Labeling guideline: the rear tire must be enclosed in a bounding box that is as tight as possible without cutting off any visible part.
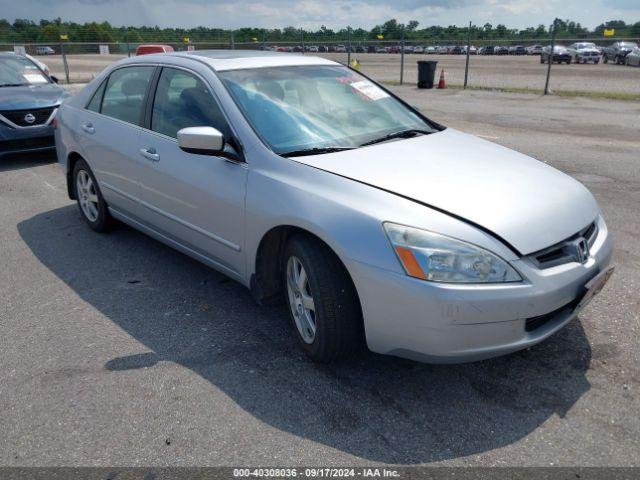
[73,159,113,232]
[282,234,362,362]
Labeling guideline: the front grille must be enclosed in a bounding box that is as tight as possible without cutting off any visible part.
[0,107,55,127]
[0,135,55,153]
[525,294,584,332]
[530,221,599,269]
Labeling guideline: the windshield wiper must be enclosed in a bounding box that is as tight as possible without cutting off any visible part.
[0,83,26,88]
[280,146,355,158]
[360,129,432,147]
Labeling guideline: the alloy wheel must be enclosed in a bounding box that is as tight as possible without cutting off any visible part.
[76,169,99,222]
[286,255,316,344]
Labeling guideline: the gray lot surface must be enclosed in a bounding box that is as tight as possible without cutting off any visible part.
[1,87,639,466]
[41,52,640,94]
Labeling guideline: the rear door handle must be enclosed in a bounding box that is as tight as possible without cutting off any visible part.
[139,147,160,162]
[81,123,94,134]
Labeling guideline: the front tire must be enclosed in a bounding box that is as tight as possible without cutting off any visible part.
[282,234,362,362]
[73,159,113,232]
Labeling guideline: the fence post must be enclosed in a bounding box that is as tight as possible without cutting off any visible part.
[464,20,472,89]
[544,20,557,95]
[60,42,70,84]
[347,27,351,65]
[301,28,304,54]
[230,30,235,50]
[400,24,405,85]
[262,30,266,50]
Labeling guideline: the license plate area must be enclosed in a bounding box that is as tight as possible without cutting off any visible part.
[576,266,615,311]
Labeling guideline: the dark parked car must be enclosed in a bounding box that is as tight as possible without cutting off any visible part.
[541,45,572,64]
[0,52,69,158]
[451,46,463,55]
[603,41,638,65]
[508,45,526,55]
[494,46,509,55]
[479,45,495,55]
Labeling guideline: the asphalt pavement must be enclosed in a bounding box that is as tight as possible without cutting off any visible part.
[0,88,638,466]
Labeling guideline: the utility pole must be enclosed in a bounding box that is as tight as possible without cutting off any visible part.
[464,20,472,89]
[544,19,558,95]
[400,24,405,85]
[347,26,351,65]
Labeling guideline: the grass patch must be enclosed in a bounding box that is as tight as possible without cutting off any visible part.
[382,81,640,101]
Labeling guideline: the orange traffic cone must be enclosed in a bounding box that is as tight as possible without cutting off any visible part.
[437,69,446,89]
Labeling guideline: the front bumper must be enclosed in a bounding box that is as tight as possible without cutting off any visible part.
[0,122,55,158]
[349,216,613,363]
[577,53,600,62]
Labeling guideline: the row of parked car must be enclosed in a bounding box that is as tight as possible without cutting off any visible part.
[540,41,640,65]
[266,41,640,64]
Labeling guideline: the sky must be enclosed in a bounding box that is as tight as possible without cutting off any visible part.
[2,0,639,30]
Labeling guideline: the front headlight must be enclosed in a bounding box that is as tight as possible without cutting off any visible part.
[384,222,522,283]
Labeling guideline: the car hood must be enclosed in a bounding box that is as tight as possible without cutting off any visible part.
[0,83,68,110]
[293,129,599,255]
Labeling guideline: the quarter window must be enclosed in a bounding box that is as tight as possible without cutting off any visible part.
[101,66,154,125]
[86,79,106,113]
[151,67,230,139]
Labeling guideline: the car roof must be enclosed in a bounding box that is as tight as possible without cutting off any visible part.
[139,49,339,71]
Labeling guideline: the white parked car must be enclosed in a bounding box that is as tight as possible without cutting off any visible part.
[308,46,319,53]
[35,46,55,55]
[567,42,600,64]
[526,45,543,55]
[413,46,424,54]
[425,46,437,54]
[626,47,640,66]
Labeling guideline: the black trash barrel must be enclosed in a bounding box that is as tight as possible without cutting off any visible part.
[417,60,438,89]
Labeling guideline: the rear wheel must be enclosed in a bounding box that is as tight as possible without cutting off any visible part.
[603,55,608,64]
[282,234,362,362]
[73,159,113,232]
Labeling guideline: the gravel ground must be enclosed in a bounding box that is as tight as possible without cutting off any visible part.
[0,87,638,467]
[42,52,640,94]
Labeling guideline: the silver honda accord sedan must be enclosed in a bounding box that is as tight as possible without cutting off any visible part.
[55,51,613,363]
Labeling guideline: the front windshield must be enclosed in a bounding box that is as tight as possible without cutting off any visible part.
[0,56,50,87]
[218,65,437,155]
[577,43,596,49]
[620,42,638,49]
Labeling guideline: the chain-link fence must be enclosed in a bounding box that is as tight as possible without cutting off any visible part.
[3,30,639,97]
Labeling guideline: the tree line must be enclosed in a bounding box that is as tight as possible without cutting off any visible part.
[1,17,639,44]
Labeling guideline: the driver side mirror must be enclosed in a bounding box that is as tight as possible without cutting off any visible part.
[50,75,59,83]
[178,126,224,153]
[177,126,243,162]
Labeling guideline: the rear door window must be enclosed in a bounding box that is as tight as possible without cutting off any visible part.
[101,66,154,126]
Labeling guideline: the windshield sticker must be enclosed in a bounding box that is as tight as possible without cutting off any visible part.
[349,80,389,101]
[23,73,47,84]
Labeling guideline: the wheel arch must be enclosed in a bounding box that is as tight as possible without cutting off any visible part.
[250,224,361,311]
[66,151,85,200]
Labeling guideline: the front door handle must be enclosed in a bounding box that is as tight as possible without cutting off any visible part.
[81,123,95,134]
[139,147,160,162]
